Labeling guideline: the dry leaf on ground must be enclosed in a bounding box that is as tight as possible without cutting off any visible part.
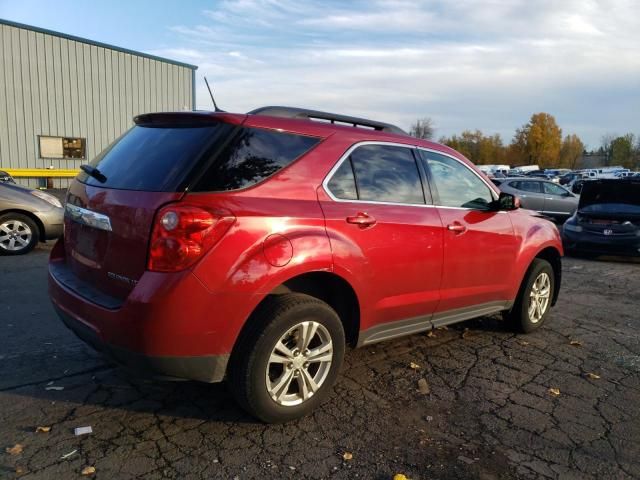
[6,444,24,455]
[393,475,409,480]
[518,340,530,346]
[409,362,421,370]
[417,378,431,395]
[35,426,51,433]
[81,466,96,476]
[569,340,583,347]
[549,388,561,396]
[586,372,601,379]
[342,452,353,461]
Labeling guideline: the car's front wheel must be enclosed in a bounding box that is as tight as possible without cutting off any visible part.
[228,294,345,423]
[0,213,39,255]
[504,258,555,333]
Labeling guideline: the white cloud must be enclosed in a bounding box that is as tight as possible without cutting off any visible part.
[154,0,640,147]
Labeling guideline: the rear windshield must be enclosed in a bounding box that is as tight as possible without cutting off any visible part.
[79,123,319,192]
[79,123,235,191]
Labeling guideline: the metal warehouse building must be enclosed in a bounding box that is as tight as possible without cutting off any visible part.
[0,19,197,188]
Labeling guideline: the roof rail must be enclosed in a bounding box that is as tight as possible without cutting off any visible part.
[248,106,408,136]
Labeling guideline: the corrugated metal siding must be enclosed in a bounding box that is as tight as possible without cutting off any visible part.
[0,22,195,188]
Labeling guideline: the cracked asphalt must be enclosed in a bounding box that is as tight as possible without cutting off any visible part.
[1,244,639,479]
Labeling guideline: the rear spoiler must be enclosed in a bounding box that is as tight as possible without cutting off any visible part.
[134,111,246,126]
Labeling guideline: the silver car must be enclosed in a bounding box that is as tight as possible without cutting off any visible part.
[0,182,64,255]
[494,178,579,222]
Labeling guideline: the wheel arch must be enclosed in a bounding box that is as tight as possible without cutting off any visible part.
[232,270,361,360]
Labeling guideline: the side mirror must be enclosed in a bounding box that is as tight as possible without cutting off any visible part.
[494,192,520,211]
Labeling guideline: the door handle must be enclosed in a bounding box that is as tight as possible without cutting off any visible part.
[545,197,553,200]
[447,223,467,233]
[346,212,376,227]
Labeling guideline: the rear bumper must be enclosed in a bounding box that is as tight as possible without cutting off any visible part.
[48,238,258,382]
[562,229,640,256]
[54,304,229,382]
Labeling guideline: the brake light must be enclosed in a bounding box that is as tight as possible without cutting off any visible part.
[148,204,235,272]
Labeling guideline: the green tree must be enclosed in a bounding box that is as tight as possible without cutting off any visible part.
[560,134,585,169]
[609,134,635,169]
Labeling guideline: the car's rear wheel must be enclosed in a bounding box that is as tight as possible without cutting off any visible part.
[0,213,39,255]
[504,258,554,333]
[228,293,345,423]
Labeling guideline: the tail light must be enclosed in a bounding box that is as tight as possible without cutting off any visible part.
[148,204,235,272]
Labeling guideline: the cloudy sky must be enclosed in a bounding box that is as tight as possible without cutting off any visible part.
[2,0,639,148]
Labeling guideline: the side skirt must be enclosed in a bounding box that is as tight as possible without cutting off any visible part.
[357,300,513,347]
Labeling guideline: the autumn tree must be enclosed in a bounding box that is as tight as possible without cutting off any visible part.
[511,113,562,168]
[505,127,528,166]
[560,134,585,169]
[409,118,435,140]
[439,130,505,165]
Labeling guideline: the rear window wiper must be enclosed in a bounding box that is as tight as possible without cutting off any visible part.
[80,164,107,183]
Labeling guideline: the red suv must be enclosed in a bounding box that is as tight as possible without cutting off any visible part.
[49,107,562,422]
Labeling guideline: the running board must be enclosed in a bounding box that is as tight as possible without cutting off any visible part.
[357,300,512,347]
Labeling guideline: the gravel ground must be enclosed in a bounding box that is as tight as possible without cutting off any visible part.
[0,244,638,479]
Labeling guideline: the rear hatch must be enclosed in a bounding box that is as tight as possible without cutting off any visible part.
[577,179,640,234]
[61,113,242,304]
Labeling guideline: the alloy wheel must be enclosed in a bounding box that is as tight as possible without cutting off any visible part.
[0,220,32,252]
[528,272,551,323]
[265,321,333,406]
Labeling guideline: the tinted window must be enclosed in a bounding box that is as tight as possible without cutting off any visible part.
[543,182,569,196]
[349,145,424,204]
[80,124,234,191]
[327,158,358,200]
[196,127,319,191]
[420,150,494,209]
[513,181,542,193]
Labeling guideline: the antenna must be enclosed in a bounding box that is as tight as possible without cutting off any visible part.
[204,76,223,112]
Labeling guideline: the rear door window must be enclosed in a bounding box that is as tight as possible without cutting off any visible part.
[348,144,425,204]
[195,127,320,191]
[79,123,235,191]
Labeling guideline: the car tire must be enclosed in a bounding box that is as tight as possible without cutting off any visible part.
[504,258,555,333]
[228,293,345,423]
[0,213,39,255]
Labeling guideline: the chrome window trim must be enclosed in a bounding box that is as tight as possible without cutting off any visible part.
[322,141,427,207]
[65,204,113,232]
[322,141,501,211]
